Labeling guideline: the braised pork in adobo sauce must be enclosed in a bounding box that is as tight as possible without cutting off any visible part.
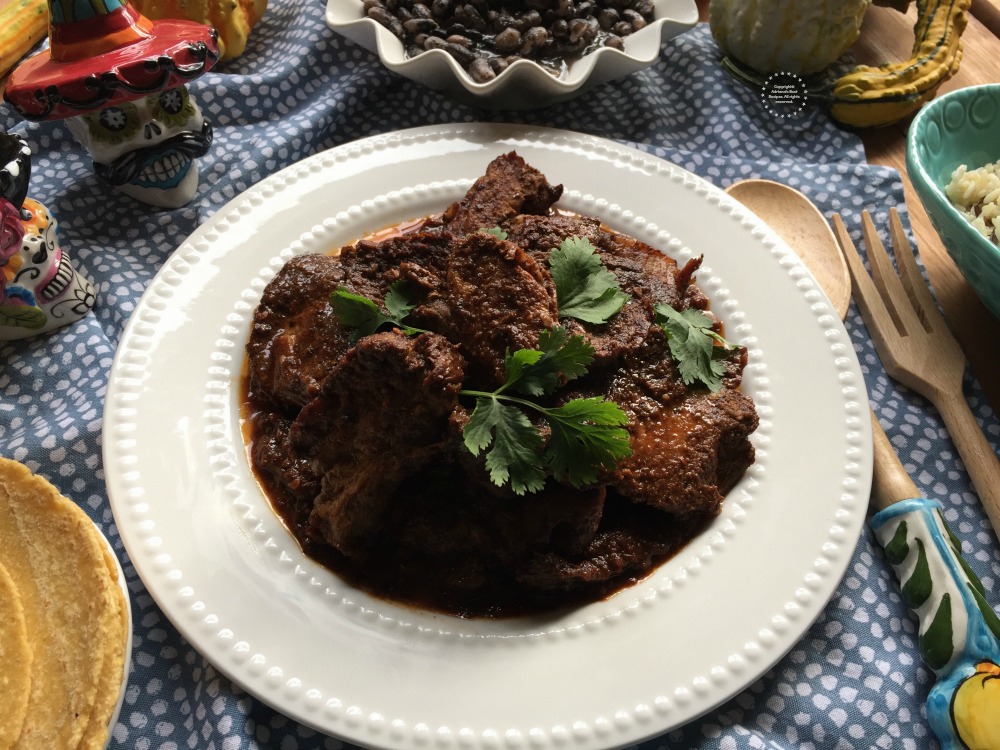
[244,153,758,617]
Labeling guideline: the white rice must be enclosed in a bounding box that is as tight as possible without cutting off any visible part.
[945,160,1000,246]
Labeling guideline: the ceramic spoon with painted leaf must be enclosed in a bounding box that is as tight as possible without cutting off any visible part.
[725,179,1000,750]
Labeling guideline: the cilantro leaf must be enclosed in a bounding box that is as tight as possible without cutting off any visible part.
[384,282,416,321]
[480,227,508,240]
[460,326,630,494]
[502,347,545,395]
[549,236,629,324]
[330,281,429,340]
[329,287,395,339]
[543,397,631,487]
[464,397,546,495]
[506,326,594,397]
[654,303,735,392]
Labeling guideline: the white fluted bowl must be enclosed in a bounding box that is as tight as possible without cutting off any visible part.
[326,0,698,109]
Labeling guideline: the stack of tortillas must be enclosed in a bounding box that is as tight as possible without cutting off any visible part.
[0,457,129,749]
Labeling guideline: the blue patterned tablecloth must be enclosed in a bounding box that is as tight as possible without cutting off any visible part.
[2,2,999,748]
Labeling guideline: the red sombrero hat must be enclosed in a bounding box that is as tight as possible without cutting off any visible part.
[4,0,219,121]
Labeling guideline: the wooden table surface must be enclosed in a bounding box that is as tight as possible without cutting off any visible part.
[5,1,1000,418]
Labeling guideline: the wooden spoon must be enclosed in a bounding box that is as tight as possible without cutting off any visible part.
[726,179,912,503]
[727,179,1000,748]
[726,178,949,506]
[724,179,948,508]
[725,179,851,319]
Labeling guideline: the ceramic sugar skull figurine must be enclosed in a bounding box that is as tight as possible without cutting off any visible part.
[0,197,96,340]
[65,85,213,208]
[0,131,96,340]
[3,0,219,209]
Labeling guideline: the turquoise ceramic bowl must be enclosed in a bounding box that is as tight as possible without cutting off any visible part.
[907,84,1000,320]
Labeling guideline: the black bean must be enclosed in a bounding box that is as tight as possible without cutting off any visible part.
[556,0,575,18]
[518,11,542,30]
[424,36,477,65]
[455,3,486,31]
[632,0,654,15]
[495,12,516,29]
[519,26,548,55]
[493,27,521,53]
[368,6,405,37]
[568,17,597,43]
[621,9,646,30]
[597,8,619,30]
[468,57,496,82]
[404,16,437,33]
[444,42,477,66]
[411,2,432,18]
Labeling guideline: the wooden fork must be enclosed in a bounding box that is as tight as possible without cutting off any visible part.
[832,208,1000,538]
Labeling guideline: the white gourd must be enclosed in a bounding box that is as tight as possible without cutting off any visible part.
[709,0,872,75]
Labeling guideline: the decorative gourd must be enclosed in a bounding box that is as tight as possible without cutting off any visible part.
[129,0,268,60]
[709,0,873,75]
[829,0,971,127]
[0,0,47,77]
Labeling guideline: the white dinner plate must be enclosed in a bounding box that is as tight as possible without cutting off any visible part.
[104,123,872,750]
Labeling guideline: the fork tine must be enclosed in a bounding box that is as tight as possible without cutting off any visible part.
[860,212,906,336]
[831,213,902,344]
[888,208,948,336]
[860,211,928,339]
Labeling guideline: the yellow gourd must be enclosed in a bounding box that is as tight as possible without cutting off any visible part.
[130,0,269,61]
[0,0,47,77]
[829,0,971,127]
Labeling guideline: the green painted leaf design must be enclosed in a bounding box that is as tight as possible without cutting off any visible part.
[0,304,46,329]
[936,512,999,638]
[942,513,963,554]
[901,538,932,608]
[920,593,954,671]
[943,518,990,600]
[967,582,1000,641]
[884,521,910,566]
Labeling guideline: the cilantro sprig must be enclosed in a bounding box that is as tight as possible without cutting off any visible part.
[655,303,736,392]
[549,236,629,324]
[480,227,508,240]
[460,327,631,495]
[330,280,430,340]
